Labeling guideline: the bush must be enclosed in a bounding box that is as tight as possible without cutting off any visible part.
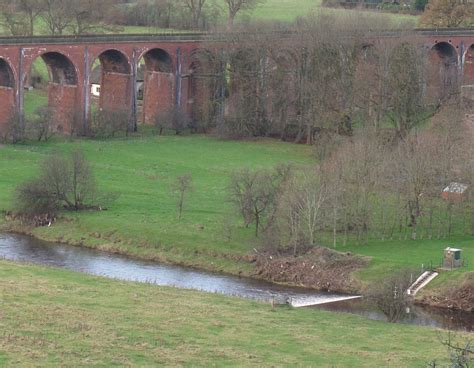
[153,106,189,135]
[368,268,415,322]
[1,113,25,144]
[92,108,130,138]
[27,106,55,142]
[15,150,97,219]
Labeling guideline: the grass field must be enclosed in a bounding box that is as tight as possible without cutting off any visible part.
[0,134,472,286]
[0,135,313,274]
[0,0,419,37]
[0,259,470,366]
[248,0,418,25]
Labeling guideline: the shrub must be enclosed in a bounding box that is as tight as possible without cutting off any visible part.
[15,150,97,219]
[92,108,130,138]
[153,106,189,135]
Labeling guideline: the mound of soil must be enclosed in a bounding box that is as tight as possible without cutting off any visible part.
[252,247,369,293]
[418,274,474,312]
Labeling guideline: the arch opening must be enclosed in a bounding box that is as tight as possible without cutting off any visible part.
[41,52,78,85]
[187,49,219,132]
[428,42,459,98]
[0,59,15,88]
[140,48,175,126]
[98,49,131,74]
[464,44,474,85]
[143,48,173,73]
[431,42,457,66]
[23,52,79,134]
[89,49,132,132]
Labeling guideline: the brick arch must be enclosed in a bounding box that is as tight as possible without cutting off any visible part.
[464,44,474,85]
[92,49,132,116]
[26,51,80,133]
[41,52,78,85]
[428,42,459,96]
[0,58,15,88]
[187,48,219,131]
[141,48,174,73]
[0,58,16,132]
[97,49,131,74]
[140,48,175,125]
[430,42,458,66]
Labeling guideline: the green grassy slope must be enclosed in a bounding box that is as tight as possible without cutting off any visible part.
[0,0,419,37]
[248,0,418,25]
[0,260,470,366]
[1,135,472,284]
[0,135,312,273]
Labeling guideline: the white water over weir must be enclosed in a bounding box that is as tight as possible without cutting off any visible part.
[290,295,362,308]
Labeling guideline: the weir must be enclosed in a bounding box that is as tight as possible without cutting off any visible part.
[290,295,362,308]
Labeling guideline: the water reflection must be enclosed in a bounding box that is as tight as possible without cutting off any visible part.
[0,233,471,331]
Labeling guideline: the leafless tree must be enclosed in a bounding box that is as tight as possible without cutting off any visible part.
[15,150,96,216]
[276,169,329,254]
[182,0,206,29]
[172,173,194,220]
[28,106,55,142]
[41,0,72,35]
[223,0,264,31]
[92,108,130,138]
[229,164,291,237]
[153,106,190,135]
[420,0,474,28]
[368,268,414,323]
[1,113,25,144]
[428,332,473,367]
[0,0,43,36]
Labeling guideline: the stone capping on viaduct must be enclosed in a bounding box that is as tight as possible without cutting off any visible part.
[0,33,210,45]
[0,28,473,45]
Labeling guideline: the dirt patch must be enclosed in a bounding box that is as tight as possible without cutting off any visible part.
[252,247,369,293]
[417,273,474,312]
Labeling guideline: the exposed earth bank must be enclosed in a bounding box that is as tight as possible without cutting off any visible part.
[418,273,474,313]
[251,247,368,294]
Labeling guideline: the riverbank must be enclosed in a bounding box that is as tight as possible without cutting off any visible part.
[0,259,471,366]
[1,135,473,311]
[4,222,474,315]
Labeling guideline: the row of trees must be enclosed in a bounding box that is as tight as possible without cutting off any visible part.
[189,18,452,143]
[229,111,473,253]
[0,0,264,35]
[0,0,122,36]
[117,0,263,31]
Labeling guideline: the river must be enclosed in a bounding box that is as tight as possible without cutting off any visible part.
[0,233,472,331]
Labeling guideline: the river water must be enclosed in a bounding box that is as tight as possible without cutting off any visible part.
[0,233,472,331]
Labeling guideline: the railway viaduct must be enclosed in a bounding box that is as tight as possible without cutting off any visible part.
[0,29,473,134]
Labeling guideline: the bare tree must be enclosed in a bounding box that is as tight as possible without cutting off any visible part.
[0,0,43,36]
[428,332,473,367]
[41,0,72,35]
[182,0,206,29]
[229,164,290,237]
[1,113,25,144]
[368,268,414,323]
[28,106,55,142]
[153,106,189,135]
[277,170,328,254]
[420,0,474,28]
[92,108,130,138]
[16,150,96,215]
[223,0,264,31]
[172,173,194,220]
